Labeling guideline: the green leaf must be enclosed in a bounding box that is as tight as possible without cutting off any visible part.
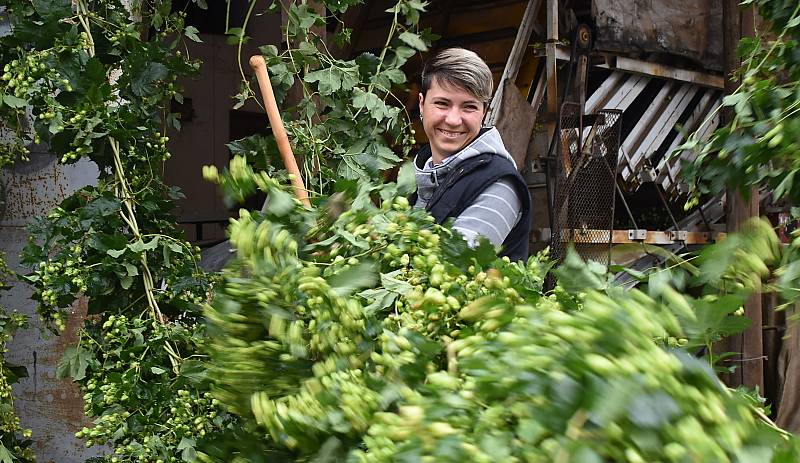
[328,260,379,296]
[352,88,381,110]
[627,392,681,428]
[226,27,249,45]
[184,26,202,43]
[313,437,342,463]
[89,232,128,253]
[398,31,428,51]
[0,444,14,463]
[736,446,774,463]
[339,65,360,91]
[553,247,607,293]
[396,161,416,195]
[305,68,341,95]
[33,0,73,19]
[48,112,64,134]
[266,189,296,216]
[57,345,94,381]
[773,169,795,199]
[382,68,406,84]
[123,262,139,277]
[3,94,27,108]
[179,437,197,462]
[107,248,126,258]
[151,366,166,375]
[84,196,121,218]
[129,237,160,253]
[131,62,169,97]
[180,359,209,386]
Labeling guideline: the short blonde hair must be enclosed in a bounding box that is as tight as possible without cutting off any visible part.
[421,48,493,104]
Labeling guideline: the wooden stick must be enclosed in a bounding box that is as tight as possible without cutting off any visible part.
[248,55,311,207]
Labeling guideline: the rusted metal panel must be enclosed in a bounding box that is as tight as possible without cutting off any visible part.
[1,146,102,462]
[0,150,99,227]
[592,0,723,72]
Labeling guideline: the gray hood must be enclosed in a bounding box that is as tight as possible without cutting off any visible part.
[413,127,516,209]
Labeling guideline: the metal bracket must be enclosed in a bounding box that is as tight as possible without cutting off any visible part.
[669,230,688,241]
[628,229,647,241]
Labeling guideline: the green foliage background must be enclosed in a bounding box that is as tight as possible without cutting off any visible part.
[0,0,800,462]
[679,0,800,207]
[229,0,432,196]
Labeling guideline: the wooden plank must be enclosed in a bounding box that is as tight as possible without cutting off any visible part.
[529,66,547,113]
[603,74,651,111]
[655,90,717,183]
[544,228,724,244]
[615,81,674,174]
[594,74,648,169]
[602,56,724,89]
[662,108,720,194]
[534,44,723,88]
[486,0,543,125]
[621,84,700,179]
[544,0,558,141]
[585,71,625,114]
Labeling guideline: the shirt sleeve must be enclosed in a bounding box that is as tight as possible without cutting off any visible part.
[452,177,522,248]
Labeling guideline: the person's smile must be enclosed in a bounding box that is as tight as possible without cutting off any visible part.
[419,77,486,164]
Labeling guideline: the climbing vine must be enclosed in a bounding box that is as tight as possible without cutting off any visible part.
[0,0,227,460]
[1,0,433,459]
[679,0,800,206]
[231,0,433,196]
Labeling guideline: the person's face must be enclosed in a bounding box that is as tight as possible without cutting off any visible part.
[418,78,486,163]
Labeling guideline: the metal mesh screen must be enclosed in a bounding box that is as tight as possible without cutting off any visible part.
[550,103,622,266]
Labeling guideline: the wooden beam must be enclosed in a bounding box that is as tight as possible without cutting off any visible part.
[602,55,724,90]
[722,0,763,392]
[541,228,725,244]
[485,0,543,126]
[544,0,558,131]
[535,45,725,89]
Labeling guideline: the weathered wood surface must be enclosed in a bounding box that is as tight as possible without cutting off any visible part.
[776,310,800,432]
[494,80,537,171]
[592,0,723,71]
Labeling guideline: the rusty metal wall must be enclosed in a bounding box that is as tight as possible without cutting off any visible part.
[0,146,105,462]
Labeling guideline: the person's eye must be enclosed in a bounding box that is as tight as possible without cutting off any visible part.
[434,101,448,108]
[464,105,479,112]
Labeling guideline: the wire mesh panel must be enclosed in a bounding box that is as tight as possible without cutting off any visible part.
[550,102,622,267]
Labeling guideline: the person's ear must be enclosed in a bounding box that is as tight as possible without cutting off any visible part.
[418,93,425,117]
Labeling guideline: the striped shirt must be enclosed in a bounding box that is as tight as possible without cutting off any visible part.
[412,127,522,248]
[452,178,522,247]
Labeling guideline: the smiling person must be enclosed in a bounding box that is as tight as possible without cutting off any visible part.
[410,47,532,261]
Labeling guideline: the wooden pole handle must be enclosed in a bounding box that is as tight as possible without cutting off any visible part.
[248,55,311,207]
